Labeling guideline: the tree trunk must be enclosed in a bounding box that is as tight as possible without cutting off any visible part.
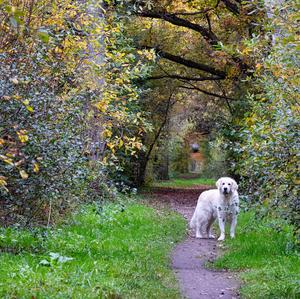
[135,93,174,186]
[85,0,107,161]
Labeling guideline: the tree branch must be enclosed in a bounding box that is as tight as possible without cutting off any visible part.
[215,81,234,114]
[221,0,240,15]
[170,10,213,16]
[137,11,219,46]
[140,46,226,78]
[178,85,237,101]
[205,14,212,33]
[145,74,224,81]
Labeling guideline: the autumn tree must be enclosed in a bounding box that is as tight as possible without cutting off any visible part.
[0,0,152,224]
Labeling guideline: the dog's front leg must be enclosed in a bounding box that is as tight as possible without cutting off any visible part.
[230,208,239,238]
[230,214,237,238]
[217,208,226,241]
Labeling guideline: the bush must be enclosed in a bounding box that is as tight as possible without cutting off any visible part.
[0,1,153,224]
[227,1,299,241]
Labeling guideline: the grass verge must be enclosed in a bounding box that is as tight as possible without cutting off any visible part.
[0,201,186,298]
[153,177,215,188]
[213,212,300,299]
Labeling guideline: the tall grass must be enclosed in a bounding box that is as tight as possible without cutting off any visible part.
[214,212,300,299]
[0,202,186,298]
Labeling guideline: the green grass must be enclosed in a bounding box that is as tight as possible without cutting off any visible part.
[0,202,186,298]
[213,212,300,299]
[153,177,215,188]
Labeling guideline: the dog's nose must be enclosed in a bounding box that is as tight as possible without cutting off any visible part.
[224,187,228,191]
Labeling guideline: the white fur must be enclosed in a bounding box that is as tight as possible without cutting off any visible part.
[190,177,239,241]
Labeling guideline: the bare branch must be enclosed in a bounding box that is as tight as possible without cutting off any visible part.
[178,85,237,101]
[145,74,224,81]
[215,81,234,114]
[137,11,219,46]
[205,14,212,33]
[140,46,226,78]
[221,0,240,15]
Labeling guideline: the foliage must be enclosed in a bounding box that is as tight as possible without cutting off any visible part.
[0,201,186,298]
[0,0,153,223]
[228,1,300,239]
[199,138,227,179]
[0,0,98,224]
[169,140,190,176]
[99,7,154,164]
[120,0,264,183]
[213,211,300,299]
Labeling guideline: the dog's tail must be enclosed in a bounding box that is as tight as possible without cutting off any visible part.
[189,212,196,229]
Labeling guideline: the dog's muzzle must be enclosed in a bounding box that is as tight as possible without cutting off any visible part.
[223,188,229,195]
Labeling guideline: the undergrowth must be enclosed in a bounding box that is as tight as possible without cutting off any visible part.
[0,200,186,298]
[213,212,300,299]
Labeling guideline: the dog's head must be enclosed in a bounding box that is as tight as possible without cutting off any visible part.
[216,177,238,195]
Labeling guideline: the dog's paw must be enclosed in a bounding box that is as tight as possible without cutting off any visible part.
[218,235,225,241]
[208,234,215,239]
[230,233,235,239]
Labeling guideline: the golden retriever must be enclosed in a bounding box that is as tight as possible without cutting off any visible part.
[190,177,239,241]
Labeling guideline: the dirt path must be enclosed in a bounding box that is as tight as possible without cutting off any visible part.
[148,187,240,299]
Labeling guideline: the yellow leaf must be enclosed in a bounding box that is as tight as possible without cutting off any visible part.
[33,162,39,173]
[256,63,262,71]
[19,170,29,179]
[26,106,34,113]
[94,101,108,112]
[0,138,5,146]
[0,154,14,165]
[0,176,9,192]
[107,142,115,149]
[103,129,112,138]
[17,130,29,143]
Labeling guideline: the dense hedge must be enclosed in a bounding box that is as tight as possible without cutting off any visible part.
[0,1,152,225]
[230,1,299,241]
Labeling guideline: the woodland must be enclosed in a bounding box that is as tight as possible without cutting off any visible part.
[0,0,299,297]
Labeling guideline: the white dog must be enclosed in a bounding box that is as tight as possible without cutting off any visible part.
[190,177,239,241]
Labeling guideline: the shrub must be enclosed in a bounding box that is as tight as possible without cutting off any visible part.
[228,1,299,241]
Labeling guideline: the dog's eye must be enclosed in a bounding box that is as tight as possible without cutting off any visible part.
[222,182,225,185]
[228,183,231,185]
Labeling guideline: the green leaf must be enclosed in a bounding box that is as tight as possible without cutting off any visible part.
[37,30,50,43]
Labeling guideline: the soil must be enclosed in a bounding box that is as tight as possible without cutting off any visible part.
[147,187,240,299]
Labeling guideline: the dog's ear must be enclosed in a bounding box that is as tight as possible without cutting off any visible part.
[216,178,222,189]
[231,179,238,191]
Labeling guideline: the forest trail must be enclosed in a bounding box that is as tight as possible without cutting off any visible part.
[149,187,240,299]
